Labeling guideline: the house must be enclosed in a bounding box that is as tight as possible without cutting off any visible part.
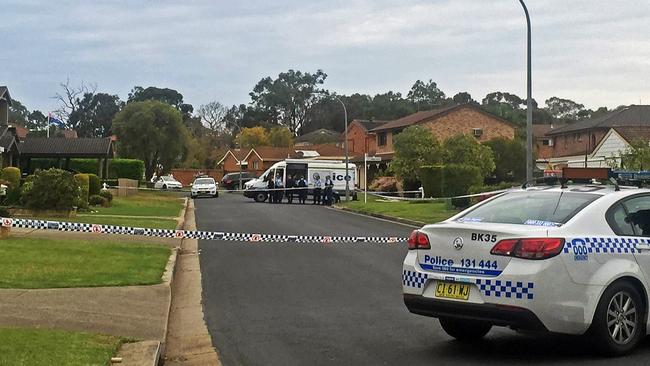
[294,129,342,147]
[19,137,115,177]
[243,146,295,177]
[346,119,390,155]
[539,105,650,168]
[216,149,249,175]
[0,86,20,167]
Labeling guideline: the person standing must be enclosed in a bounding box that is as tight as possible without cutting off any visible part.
[266,176,275,204]
[312,174,322,205]
[297,176,307,204]
[323,175,334,205]
[275,174,284,203]
[286,175,295,204]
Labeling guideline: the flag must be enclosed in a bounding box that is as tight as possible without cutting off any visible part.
[48,112,66,128]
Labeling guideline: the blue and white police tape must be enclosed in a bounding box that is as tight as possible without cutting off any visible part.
[364,188,512,201]
[0,217,405,244]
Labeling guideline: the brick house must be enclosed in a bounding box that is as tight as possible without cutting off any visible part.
[243,146,295,177]
[538,105,650,168]
[217,149,249,174]
[346,119,389,155]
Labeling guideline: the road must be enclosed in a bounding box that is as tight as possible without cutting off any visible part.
[195,193,650,366]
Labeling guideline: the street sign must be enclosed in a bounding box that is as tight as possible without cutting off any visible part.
[366,156,381,162]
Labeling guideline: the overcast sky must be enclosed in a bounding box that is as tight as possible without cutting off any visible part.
[2,0,649,115]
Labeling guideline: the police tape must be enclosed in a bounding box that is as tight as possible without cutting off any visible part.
[0,217,406,244]
[365,188,512,201]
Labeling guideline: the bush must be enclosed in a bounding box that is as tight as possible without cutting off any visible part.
[21,169,81,210]
[99,190,113,203]
[88,174,101,195]
[69,159,99,174]
[419,166,444,198]
[109,159,145,180]
[89,194,106,206]
[74,174,90,208]
[0,206,11,217]
[368,176,400,193]
[442,164,482,208]
[1,167,22,205]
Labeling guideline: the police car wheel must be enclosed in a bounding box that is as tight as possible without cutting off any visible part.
[439,318,492,341]
[589,281,645,356]
[254,193,267,202]
[214,192,219,198]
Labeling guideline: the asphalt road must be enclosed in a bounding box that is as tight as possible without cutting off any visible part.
[195,193,650,366]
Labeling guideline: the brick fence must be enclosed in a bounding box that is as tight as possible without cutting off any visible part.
[170,169,224,186]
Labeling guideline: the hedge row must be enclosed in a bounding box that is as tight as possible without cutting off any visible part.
[419,164,482,208]
[29,158,144,180]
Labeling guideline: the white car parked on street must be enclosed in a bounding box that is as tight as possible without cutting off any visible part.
[154,175,182,190]
[403,183,650,356]
[190,177,219,198]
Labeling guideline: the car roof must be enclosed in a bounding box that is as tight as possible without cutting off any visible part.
[516,184,649,196]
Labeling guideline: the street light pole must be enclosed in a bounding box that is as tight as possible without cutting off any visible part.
[519,0,533,182]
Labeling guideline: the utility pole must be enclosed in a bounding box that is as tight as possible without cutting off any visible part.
[519,0,534,182]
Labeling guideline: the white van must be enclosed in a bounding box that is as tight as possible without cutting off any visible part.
[243,159,357,202]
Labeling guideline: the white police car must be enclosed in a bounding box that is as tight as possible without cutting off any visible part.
[403,184,650,356]
[190,177,218,199]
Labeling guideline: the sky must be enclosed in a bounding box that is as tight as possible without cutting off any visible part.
[2,0,649,115]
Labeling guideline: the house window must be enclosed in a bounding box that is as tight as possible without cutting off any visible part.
[253,161,259,170]
[378,132,387,146]
[574,133,582,142]
[472,128,483,138]
[542,138,554,147]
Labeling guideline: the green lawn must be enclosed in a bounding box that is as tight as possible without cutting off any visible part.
[340,194,458,224]
[72,215,178,230]
[0,328,121,366]
[90,191,184,218]
[0,237,170,289]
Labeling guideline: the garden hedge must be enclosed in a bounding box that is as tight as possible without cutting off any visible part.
[74,173,90,208]
[419,165,444,198]
[2,167,22,205]
[21,169,80,210]
[442,164,482,208]
[108,159,144,180]
[88,174,101,195]
[28,158,145,181]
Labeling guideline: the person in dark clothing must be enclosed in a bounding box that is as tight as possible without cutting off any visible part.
[266,176,275,203]
[323,175,334,205]
[286,175,295,204]
[312,174,322,205]
[274,174,284,203]
[297,176,308,204]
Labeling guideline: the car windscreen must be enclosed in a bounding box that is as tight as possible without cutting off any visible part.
[194,178,214,185]
[457,191,601,226]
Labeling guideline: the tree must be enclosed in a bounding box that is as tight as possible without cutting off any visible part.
[68,92,122,137]
[485,138,526,182]
[481,91,529,126]
[236,127,269,148]
[620,140,650,171]
[370,91,414,120]
[53,78,96,120]
[198,101,228,133]
[441,134,495,178]
[26,110,47,130]
[249,69,327,134]
[112,100,188,180]
[544,97,585,121]
[391,126,441,188]
[452,92,477,105]
[128,86,184,108]
[8,99,29,125]
[407,79,446,110]
[267,126,294,147]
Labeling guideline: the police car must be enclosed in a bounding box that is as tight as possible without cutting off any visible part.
[403,182,650,356]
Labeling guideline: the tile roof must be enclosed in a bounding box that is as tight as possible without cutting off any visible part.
[350,119,391,132]
[249,146,295,161]
[370,105,460,132]
[613,127,650,144]
[295,129,341,143]
[0,86,11,105]
[19,137,113,157]
[548,105,650,135]
[294,143,346,157]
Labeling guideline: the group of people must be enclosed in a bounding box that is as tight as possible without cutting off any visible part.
[267,174,337,205]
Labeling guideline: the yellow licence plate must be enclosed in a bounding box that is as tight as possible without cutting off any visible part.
[435,282,470,301]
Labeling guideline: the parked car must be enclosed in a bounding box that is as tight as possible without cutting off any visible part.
[191,177,219,198]
[221,172,256,190]
[154,175,182,190]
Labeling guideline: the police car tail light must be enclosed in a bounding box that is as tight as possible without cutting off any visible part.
[407,230,430,250]
[490,238,564,260]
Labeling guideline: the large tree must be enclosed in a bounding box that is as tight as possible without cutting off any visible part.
[7,99,29,125]
[452,92,477,105]
[484,138,526,182]
[544,97,585,121]
[620,139,650,170]
[249,69,327,134]
[68,92,122,137]
[198,101,228,133]
[236,126,269,148]
[392,126,441,187]
[267,126,294,147]
[407,79,446,110]
[53,79,97,120]
[112,100,188,179]
[128,86,184,108]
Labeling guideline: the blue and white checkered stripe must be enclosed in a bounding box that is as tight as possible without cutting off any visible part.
[563,237,645,255]
[1,217,405,244]
[403,270,428,288]
[475,279,534,300]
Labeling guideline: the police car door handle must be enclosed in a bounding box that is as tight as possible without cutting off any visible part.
[635,243,650,251]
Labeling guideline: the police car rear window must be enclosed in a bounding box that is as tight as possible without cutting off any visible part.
[457,191,600,226]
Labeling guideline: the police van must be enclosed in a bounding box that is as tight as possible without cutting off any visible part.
[244,159,356,202]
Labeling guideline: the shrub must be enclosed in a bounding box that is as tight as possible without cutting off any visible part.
[88,174,101,195]
[89,194,106,206]
[74,174,90,208]
[419,166,444,198]
[368,176,400,193]
[0,206,11,217]
[21,169,81,210]
[1,167,22,205]
[99,190,113,203]
[109,159,145,180]
[69,159,99,174]
[442,164,482,208]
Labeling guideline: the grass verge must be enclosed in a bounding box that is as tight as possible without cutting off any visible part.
[0,237,170,289]
[339,194,458,224]
[90,191,184,217]
[71,215,178,230]
[0,328,121,366]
